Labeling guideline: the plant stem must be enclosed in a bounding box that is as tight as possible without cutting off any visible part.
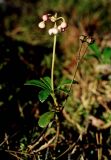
[50,13,59,108]
[68,42,83,93]
[51,34,57,92]
[62,42,88,109]
[54,114,60,150]
[51,34,58,107]
[68,42,88,94]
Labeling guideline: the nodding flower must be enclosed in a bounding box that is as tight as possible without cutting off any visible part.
[58,21,67,32]
[38,21,45,29]
[42,14,49,21]
[48,27,59,35]
[38,13,67,35]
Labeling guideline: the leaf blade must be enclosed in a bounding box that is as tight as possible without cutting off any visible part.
[25,79,49,90]
[102,47,111,64]
[38,111,54,128]
[40,76,51,90]
[89,43,101,57]
[38,89,51,103]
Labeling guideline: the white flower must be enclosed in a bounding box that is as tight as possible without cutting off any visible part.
[38,13,67,34]
[48,27,58,35]
[52,28,58,34]
[38,21,45,29]
[48,28,53,35]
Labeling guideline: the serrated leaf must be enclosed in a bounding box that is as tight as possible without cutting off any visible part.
[38,89,50,103]
[40,76,51,90]
[38,111,54,128]
[25,79,48,90]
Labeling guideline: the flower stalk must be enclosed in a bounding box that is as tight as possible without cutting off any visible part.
[51,32,57,91]
[50,14,58,107]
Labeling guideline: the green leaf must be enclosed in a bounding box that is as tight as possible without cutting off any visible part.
[102,47,111,63]
[85,53,99,60]
[38,89,51,103]
[25,79,48,90]
[40,76,51,90]
[38,111,54,128]
[89,43,101,57]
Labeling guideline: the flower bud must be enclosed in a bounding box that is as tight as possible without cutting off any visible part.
[86,37,95,44]
[60,22,67,29]
[38,21,45,29]
[79,35,87,43]
[42,14,48,21]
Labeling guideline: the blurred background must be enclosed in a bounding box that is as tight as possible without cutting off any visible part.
[0,0,111,159]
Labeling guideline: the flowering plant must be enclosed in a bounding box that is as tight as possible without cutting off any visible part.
[24,12,94,158]
[25,13,70,128]
[25,13,94,128]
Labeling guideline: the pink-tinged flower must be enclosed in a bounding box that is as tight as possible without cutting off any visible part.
[57,22,67,32]
[42,14,48,21]
[60,22,67,29]
[61,28,65,32]
[38,13,67,34]
[38,21,45,28]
